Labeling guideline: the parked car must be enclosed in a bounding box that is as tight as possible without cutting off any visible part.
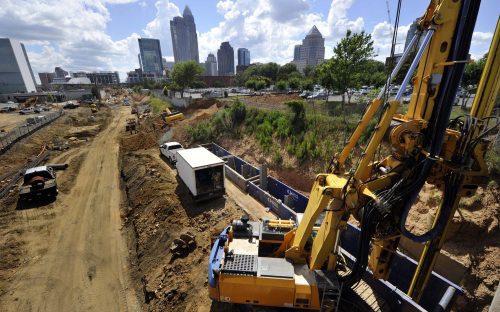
[63,101,79,109]
[19,107,35,115]
[299,91,311,98]
[0,106,16,113]
[160,142,184,164]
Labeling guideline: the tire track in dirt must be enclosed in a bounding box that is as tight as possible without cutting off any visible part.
[0,106,141,312]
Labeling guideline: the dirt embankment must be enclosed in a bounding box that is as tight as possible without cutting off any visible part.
[407,183,499,311]
[119,120,247,311]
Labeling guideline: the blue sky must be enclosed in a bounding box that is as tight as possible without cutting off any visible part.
[0,0,497,81]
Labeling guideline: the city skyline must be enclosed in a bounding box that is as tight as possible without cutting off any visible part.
[0,0,497,82]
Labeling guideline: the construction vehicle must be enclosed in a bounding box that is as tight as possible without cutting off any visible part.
[176,147,225,201]
[90,103,98,113]
[21,97,38,108]
[208,0,499,310]
[19,164,68,201]
[125,118,137,133]
[162,107,184,124]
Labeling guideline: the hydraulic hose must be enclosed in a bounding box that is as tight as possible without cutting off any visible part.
[398,0,481,243]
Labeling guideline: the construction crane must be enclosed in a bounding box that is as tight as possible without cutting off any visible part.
[386,0,391,25]
[208,0,498,310]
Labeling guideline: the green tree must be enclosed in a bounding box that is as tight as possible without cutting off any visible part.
[245,79,257,90]
[333,30,374,104]
[316,60,335,101]
[277,63,300,81]
[301,78,315,91]
[255,80,266,91]
[288,77,301,90]
[359,59,387,87]
[460,55,486,109]
[276,80,288,92]
[171,61,204,98]
[303,65,315,78]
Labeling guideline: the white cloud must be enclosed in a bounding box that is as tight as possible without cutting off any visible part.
[143,0,181,57]
[0,0,142,81]
[371,21,410,61]
[197,0,364,65]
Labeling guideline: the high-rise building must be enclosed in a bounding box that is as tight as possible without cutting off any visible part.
[404,19,419,52]
[293,45,302,61]
[237,48,250,66]
[292,26,325,72]
[217,42,234,76]
[39,72,55,89]
[204,53,218,76]
[0,38,37,94]
[54,66,69,79]
[138,38,164,75]
[170,6,200,63]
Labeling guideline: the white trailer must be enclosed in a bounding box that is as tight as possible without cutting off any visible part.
[176,147,225,201]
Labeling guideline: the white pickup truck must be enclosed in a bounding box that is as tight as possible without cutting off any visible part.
[160,142,184,164]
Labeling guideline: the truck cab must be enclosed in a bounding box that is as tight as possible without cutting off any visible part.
[160,142,184,164]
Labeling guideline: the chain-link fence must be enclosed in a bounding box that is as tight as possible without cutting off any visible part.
[0,110,64,155]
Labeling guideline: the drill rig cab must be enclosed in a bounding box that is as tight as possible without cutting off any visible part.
[209,0,498,310]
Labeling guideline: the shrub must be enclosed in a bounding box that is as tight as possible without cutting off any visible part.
[286,100,307,133]
[272,149,283,165]
[227,99,247,126]
[276,80,288,91]
[255,120,274,152]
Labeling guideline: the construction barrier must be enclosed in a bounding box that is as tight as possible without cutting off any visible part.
[0,110,64,155]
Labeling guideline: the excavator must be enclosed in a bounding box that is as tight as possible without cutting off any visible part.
[208,0,499,310]
[162,107,184,124]
[22,96,38,108]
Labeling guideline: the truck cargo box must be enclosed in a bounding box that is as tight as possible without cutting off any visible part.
[176,147,225,201]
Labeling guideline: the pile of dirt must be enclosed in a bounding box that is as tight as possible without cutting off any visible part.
[120,151,246,311]
[183,98,222,114]
[120,116,164,151]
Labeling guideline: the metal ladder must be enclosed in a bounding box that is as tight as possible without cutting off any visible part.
[316,270,343,312]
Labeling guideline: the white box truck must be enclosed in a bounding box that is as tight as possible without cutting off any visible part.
[176,147,225,201]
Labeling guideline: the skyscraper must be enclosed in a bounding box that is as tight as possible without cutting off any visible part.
[293,45,302,61]
[170,6,200,63]
[0,38,37,93]
[54,66,69,79]
[292,26,325,72]
[237,48,250,66]
[138,38,164,75]
[205,53,218,76]
[217,42,234,76]
[38,72,55,89]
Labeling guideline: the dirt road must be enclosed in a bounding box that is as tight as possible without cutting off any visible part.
[1,107,140,312]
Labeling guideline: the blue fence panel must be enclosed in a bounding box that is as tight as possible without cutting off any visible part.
[267,177,309,212]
